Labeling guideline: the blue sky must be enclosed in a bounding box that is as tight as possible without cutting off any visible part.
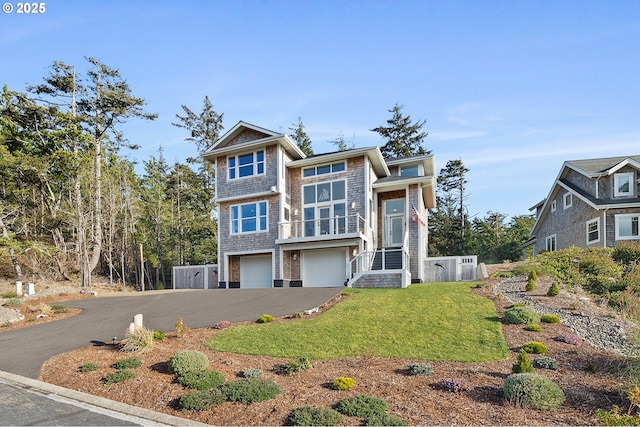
[2,0,639,220]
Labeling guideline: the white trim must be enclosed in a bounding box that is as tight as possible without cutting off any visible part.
[586,217,600,245]
[551,200,557,212]
[302,160,347,179]
[615,213,640,241]
[217,190,279,203]
[563,192,572,209]
[614,172,635,197]
[230,200,268,235]
[227,149,265,181]
[545,234,557,252]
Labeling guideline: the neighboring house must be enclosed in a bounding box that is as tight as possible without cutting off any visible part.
[526,155,640,255]
[202,121,436,289]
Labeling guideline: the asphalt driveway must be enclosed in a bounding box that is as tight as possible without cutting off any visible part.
[0,287,341,379]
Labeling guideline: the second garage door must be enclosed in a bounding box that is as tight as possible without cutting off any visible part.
[240,255,272,288]
[302,249,347,287]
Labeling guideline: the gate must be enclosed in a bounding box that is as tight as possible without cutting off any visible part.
[171,264,218,289]
[424,256,477,282]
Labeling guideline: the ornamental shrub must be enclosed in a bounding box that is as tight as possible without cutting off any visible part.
[221,378,281,404]
[547,282,560,296]
[528,270,539,282]
[3,298,23,307]
[336,394,388,418]
[111,357,142,370]
[104,369,136,384]
[522,341,548,354]
[556,332,582,346]
[238,368,263,378]
[175,317,190,335]
[533,357,559,370]
[365,413,408,426]
[79,362,99,373]
[525,324,542,332]
[503,306,539,325]
[213,320,232,330]
[408,363,432,376]
[287,406,344,426]
[526,278,537,292]
[257,313,274,323]
[178,388,226,411]
[168,350,209,377]
[178,369,225,390]
[285,356,313,375]
[613,241,640,265]
[332,377,356,391]
[51,304,68,314]
[121,326,155,353]
[435,378,466,392]
[512,349,534,374]
[153,331,165,340]
[596,406,640,426]
[504,373,565,410]
[541,314,561,323]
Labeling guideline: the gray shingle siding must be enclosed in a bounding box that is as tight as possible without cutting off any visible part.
[216,145,279,199]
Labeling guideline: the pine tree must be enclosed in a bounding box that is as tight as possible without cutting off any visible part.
[512,349,534,373]
[289,117,313,156]
[371,103,429,158]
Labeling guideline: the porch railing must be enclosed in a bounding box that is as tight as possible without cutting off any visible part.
[278,214,369,240]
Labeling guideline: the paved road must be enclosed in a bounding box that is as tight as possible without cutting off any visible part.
[0,287,341,378]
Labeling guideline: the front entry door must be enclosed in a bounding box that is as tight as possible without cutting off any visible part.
[383,199,405,247]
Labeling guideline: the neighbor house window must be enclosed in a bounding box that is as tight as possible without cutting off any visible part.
[615,214,640,240]
[586,218,600,244]
[563,193,572,209]
[551,200,557,212]
[302,161,346,178]
[230,201,268,234]
[614,172,634,197]
[545,235,556,252]
[400,164,420,176]
[302,180,346,236]
[228,150,265,180]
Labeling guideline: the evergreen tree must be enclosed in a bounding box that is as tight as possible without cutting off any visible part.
[371,103,429,158]
[289,117,313,156]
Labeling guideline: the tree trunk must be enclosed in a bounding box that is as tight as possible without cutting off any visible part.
[0,216,22,278]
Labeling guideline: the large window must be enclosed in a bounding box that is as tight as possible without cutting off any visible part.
[614,173,634,197]
[231,201,268,234]
[302,180,346,236]
[400,164,419,176]
[545,235,556,252]
[616,214,640,240]
[586,218,600,244]
[302,162,345,178]
[228,150,265,180]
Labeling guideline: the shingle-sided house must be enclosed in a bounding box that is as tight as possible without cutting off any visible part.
[526,155,640,255]
[202,121,436,288]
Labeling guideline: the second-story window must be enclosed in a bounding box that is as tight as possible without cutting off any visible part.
[231,201,268,234]
[228,150,265,180]
[303,161,346,178]
[614,172,634,197]
[400,165,419,176]
[302,180,346,236]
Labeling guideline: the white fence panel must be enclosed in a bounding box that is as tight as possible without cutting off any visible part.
[424,256,477,282]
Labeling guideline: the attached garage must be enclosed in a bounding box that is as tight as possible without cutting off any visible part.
[302,249,347,287]
[240,255,272,288]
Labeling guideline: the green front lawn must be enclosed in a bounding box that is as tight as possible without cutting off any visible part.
[206,282,510,362]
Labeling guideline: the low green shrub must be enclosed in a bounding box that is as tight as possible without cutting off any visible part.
[3,298,23,307]
[178,388,226,411]
[178,369,225,390]
[522,341,548,354]
[221,378,281,404]
[408,363,432,376]
[285,356,313,375]
[365,413,408,426]
[503,306,539,325]
[526,278,537,292]
[595,407,640,426]
[528,270,539,282]
[238,368,263,378]
[257,313,274,323]
[287,406,344,426]
[121,326,155,353]
[1,292,18,299]
[336,394,387,418]
[512,349,534,374]
[112,357,142,370]
[153,331,165,340]
[503,373,565,410]
[533,357,559,370]
[541,314,561,323]
[104,369,136,384]
[79,362,99,373]
[547,282,560,296]
[525,324,542,332]
[168,350,210,377]
[613,241,640,265]
[332,377,356,391]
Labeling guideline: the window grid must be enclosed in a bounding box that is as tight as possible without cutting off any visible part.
[228,150,265,180]
[230,201,268,234]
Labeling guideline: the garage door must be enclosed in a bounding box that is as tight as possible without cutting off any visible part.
[240,255,272,288]
[302,249,347,287]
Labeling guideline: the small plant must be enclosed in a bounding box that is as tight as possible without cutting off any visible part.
[1,291,18,298]
[153,331,165,340]
[111,357,142,370]
[168,350,210,377]
[178,369,225,390]
[3,298,23,307]
[556,332,582,346]
[336,394,388,418]
[595,406,640,426]
[365,413,409,426]
[257,313,274,323]
[285,356,313,375]
[435,378,466,392]
[522,341,548,354]
[287,406,344,426]
[213,320,232,330]
[175,317,190,335]
[221,378,281,404]
[238,368,263,378]
[289,311,304,319]
[533,357,559,370]
[34,302,53,315]
[512,349,534,373]
[408,363,432,376]
[528,270,539,282]
[79,362,99,373]
[50,304,68,314]
[503,306,539,325]
[525,324,542,332]
[104,369,136,384]
[547,282,560,296]
[526,277,537,291]
[332,377,356,391]
[178,388,226,411]
[121,326,155,353]
[503,373,565,410]
[541,314,561,323]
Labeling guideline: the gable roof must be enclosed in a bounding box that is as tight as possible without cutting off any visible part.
[287,146,390,177]
[566,155,640,177]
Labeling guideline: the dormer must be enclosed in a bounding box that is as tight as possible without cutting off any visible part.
[385,155,435,177]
